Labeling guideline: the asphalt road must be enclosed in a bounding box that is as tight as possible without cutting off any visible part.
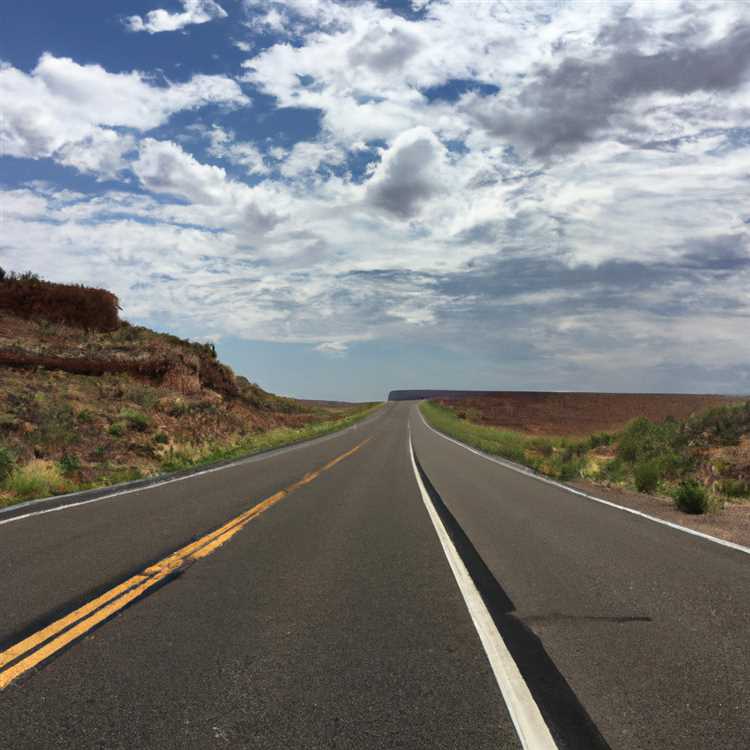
[0,402,748,748]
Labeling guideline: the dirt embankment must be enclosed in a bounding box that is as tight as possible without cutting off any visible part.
[0,274,369,506]
[0,316,240,400]
[438,391,740,436]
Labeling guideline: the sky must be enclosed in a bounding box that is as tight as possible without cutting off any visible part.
[1,0,750,401]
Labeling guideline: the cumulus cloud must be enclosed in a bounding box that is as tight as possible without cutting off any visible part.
[278,140,345,178]
[134,138,230,203]
[365,127,446,218]
[132,138,283,234]
[463,21,750,157]
[56,129,135,179]
[0,53,248,178]
[7,2,750,393]
[348,25,422,73]
[125,0,227,34]
[240,1,588,145]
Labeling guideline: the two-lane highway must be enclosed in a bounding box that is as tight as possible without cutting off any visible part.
[0,403,518,749]
[0,401,748,748]
[410,407,750,749]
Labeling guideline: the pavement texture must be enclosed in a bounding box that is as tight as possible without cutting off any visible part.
[410,407,750,750]
[0,403,518,749]
[0,401,747,749]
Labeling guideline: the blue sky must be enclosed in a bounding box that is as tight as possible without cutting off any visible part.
[2,1,750,400]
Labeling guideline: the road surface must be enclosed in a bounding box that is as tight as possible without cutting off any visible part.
[0,402,747,748]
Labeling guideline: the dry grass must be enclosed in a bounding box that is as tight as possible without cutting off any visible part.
[5,460,69,502]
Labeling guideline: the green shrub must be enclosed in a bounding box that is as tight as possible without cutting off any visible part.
[153,432,169,444]
[601,458,627,483]
[0,412,19,431]
[685,402,750,447]
[530,439,554,457]
[617,416,681,463]
[716,479,750,498]
[589,432,613,449]
[119,409,150,432]
[634,460,660,493]
[616,416,688,477]
[109,421,126,437]
[557,460,581,481]
[674,480,713,514]
[561,441,587,463]
[77,409,95,423]
[37,402,76,447]
[168,400,190,417]
[160,451,193,472]
[58,453,81,475]
[0,446,15,483]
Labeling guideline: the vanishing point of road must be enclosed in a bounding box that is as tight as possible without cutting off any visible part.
[0,402,748,748]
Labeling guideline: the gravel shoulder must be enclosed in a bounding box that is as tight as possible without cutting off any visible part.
[571,479,750,548]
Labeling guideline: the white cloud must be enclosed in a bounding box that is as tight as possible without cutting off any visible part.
[7,3,750,392]
[125,0,227,34]
[133,138,231,203]
[56,129,135,179]
[132,138,282,233]
[240,1,564,146]
[278,140,345,177]
[0,189,49,220]
[206,126,268,175]
[0,54,248,178]
[246,7,290,35]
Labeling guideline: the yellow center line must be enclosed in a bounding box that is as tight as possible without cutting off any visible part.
[0,437,370,690]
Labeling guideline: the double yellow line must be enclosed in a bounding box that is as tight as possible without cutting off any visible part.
[0,437,369,690]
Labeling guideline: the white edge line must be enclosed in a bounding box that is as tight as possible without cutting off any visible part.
[408,424,558,750]
[415,405,750,557]
[0,407,387,528]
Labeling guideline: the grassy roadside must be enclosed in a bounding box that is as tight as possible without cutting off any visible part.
[419,400,750,515]
[0,402,383,509]
[159,402,382,472]
[419,400,593,478]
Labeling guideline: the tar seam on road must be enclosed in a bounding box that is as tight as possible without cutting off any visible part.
[0,406,386,527]
[0,437,370,691]
[416,406,750,556]
[407,425,558,750]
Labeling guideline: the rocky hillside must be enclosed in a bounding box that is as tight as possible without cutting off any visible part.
[0,272,373,506]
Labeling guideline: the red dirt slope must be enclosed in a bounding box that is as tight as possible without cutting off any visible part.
[437,392,740,436]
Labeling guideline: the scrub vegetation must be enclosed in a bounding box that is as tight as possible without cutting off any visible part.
[0,271,380,509]
[420,399,750,515]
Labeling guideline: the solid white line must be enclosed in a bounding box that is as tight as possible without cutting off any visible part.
[415,406,750,557]
[407,426,558,750]
[0,408,386,528]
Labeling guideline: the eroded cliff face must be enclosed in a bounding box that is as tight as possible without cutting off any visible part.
[0,306,356,504]
[0,313,241,399]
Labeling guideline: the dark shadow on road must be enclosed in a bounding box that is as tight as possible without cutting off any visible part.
[414,450,613,750]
